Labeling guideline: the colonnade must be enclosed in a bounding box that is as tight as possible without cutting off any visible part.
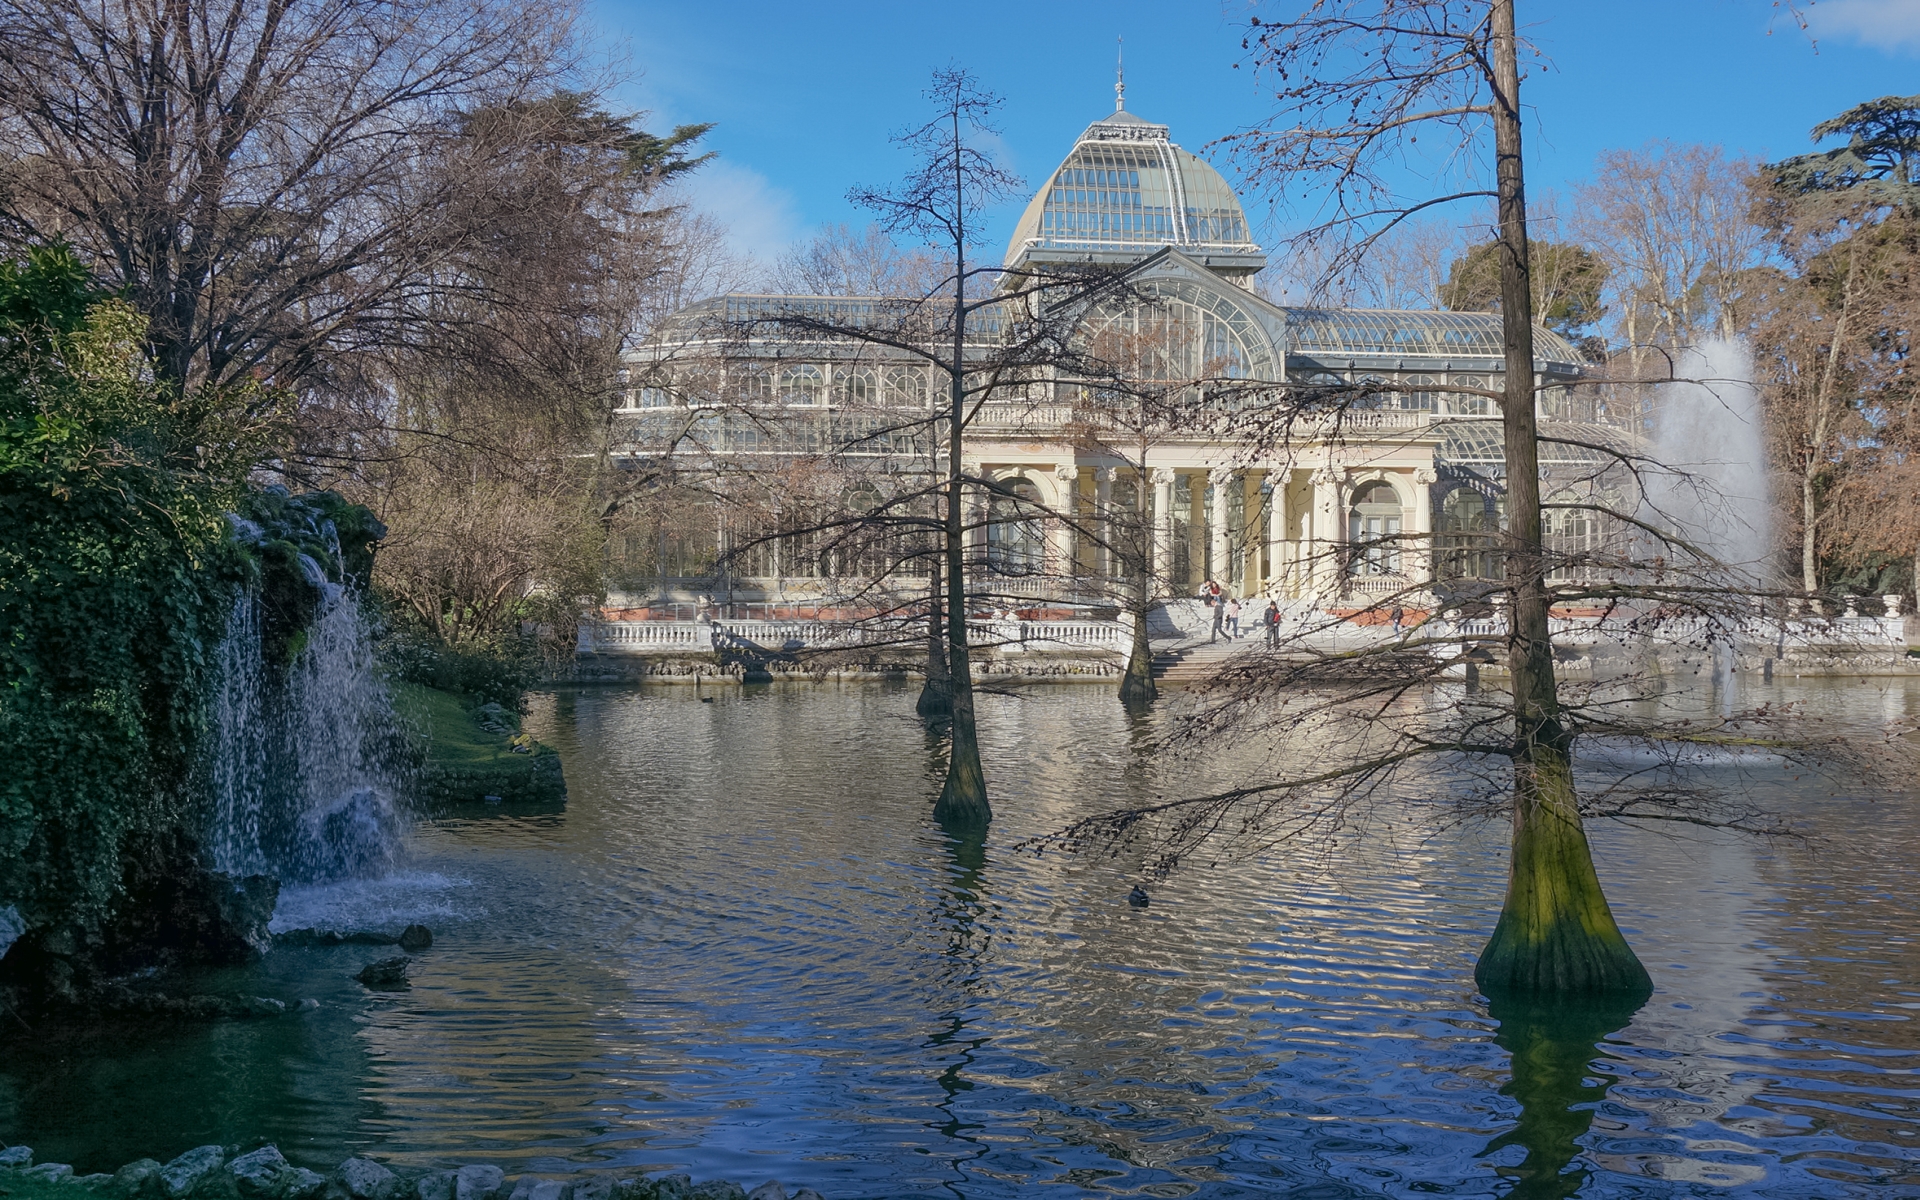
[976,460,1441,603]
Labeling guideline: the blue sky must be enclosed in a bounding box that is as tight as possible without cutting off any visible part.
[593,0,1920,265]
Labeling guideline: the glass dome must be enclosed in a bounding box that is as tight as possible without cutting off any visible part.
[1004,108,1265,277]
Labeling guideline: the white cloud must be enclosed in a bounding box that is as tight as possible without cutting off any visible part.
[1807,0,1920,53]
[664,159,807,269]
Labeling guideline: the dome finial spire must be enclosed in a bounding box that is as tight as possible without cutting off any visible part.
[1115,37,1125,111]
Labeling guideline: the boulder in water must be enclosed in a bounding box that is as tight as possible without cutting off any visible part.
[165,872,280,964]
[0,1146,32,1168]
[454,1166,503,1200]
[568,1178,610,1200]
[114,1158,163,1194]
[646,1177,692,1200]
[506,1180,569,1200]
[416,1173,455,1200]
[745,1185,787,1200]
[229,1146,290,1197]
[160,1146,228,1199]
[354,957,410,990]
[294,789,402,883]
[285,1168,326,1200]
[24,1163,73,1183]
[398,924,433,952]
[689,1183,746,1200]
[334,1158,398,1200]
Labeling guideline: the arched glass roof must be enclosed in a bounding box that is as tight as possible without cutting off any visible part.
[1004,109,1263,272]
[1284,309,1585,366]
[1437,419,1637,468]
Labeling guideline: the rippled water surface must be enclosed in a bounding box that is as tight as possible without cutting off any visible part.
[4,679,1919,1197]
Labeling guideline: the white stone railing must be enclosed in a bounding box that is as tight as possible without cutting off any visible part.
[1344,574,1414,598]
[585,616,1130,656]
[589,621,709,651]
[969,618,1128,653]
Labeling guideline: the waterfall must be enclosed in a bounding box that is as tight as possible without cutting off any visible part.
[207,578,407,883]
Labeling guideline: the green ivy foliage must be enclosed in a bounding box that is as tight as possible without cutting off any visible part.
[235,487,388,668]
[0,245,277,943]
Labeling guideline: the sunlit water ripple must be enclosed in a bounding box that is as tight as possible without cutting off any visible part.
[2,678,1917,1197]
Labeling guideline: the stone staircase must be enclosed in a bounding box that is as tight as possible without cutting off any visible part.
[1150,636,1260,688]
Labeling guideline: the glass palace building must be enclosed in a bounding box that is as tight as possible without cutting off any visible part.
[615,102,1624,615]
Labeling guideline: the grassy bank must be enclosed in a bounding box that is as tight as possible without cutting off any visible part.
[392,682,566,808]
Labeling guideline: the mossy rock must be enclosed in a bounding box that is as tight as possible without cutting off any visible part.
[392,683,566,809]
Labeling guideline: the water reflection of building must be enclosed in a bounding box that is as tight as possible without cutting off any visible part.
[616,102,1629,615]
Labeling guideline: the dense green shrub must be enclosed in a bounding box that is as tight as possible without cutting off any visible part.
[0,246,276,953]
[379,624,541,710]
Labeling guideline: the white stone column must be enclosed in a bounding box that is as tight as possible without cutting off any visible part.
[1151,467,1176,597]
[1210,467,1235,594]
[1051,464,1079,583]
[1411,467,1437,586]
[1310,467,1345,600]
[1093,466,1114,580]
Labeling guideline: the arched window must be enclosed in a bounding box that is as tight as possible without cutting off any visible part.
[1347,480,1404,576]
[779,364,823,406]
[1437,487,1503,581]
[839,368,878,407]
[1448,374,1492,416]
[1544,490,1592,583]
[884,365,927,406]
[736,367,772,405]
[1402,374,1439,412]
[986,477,1045,575]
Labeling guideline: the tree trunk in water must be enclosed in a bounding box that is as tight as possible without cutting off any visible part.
[1475,0,1650,1000]
[1476,747,1650,995]
[933,191,989,826]
[917,559,952,717]
[1119,604,1156,703]
[1117,469,1157,703]
[935,482,989,825]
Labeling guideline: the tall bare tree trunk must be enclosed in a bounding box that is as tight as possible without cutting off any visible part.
[918,557,952,717]
[1119,468,1157,703]
[1799,245,1862,596]
[933,115,989,825]
[1474,0,1650,999]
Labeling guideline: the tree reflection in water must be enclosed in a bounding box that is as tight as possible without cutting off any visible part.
[924,822,991,1188]
[1483,993,1646,1199]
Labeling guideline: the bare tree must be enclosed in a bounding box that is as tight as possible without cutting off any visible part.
[632,71,1110,826]
[1571,142,1768,355]
[1167,0,1663,998]
[353,94,720,655]
[0,0,676,399]
[766,223,946,300]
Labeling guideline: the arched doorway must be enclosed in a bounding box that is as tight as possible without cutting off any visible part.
[1347,481,1404,576]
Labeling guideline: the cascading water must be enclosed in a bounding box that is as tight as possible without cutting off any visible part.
[207,571,407,885]
[1646,339,1774,709]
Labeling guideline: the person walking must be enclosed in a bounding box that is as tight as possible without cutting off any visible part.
[1225,597,1241,638]
[1390,604,1405,636]
[1210,589,1225,644]
[1264,600,1280,647]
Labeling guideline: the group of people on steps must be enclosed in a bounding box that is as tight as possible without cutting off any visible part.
[1199,579,1281,647]
[1197,579,1407,647]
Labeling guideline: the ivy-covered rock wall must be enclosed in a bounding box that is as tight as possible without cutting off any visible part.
[0,246,384,1006]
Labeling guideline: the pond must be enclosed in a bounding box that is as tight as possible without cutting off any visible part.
[3,679,1918,1197]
